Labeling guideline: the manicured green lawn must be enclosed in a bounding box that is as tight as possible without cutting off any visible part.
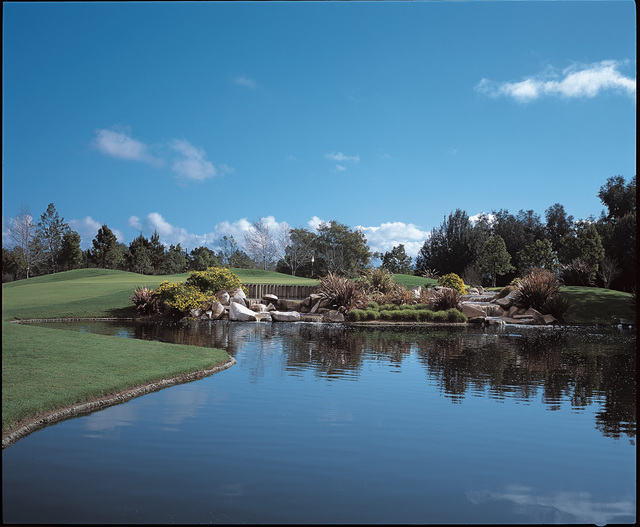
[392,273,438,288]
[560,286,635,325]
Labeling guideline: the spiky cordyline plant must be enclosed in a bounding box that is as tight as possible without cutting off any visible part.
[318,272,367,311]
[131,286,162,315]
[515,268,561,312]
[431,287,462,311]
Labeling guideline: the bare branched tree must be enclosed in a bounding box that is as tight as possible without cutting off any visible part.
[6,205,44,278]
[597,256,622,289]
[244,218,277,270]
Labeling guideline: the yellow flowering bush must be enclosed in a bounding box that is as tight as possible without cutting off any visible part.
[185,267,245,295]
[153,280,209,315]
[148,267,245,316]
[437,273,467,295]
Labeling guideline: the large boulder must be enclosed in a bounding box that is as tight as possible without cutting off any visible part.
[229,301,258,321]
[216,290,231,305]
[460,303,486,319]
[271,310,301,322]
[230,296,246,307]
[209,301,225,320]
[250,303,268,313]
[229,287,246,300]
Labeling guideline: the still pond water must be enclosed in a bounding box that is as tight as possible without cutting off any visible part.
[2,320,636,524]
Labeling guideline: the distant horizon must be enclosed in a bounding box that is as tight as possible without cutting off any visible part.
[2,1,635,259]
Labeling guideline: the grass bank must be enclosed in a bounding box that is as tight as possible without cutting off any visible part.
[2,268,315,437]
[560,286,635,325]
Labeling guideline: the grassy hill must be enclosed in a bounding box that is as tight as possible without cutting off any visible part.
[2,268,318,321]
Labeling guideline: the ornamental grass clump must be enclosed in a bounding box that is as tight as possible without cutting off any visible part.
[515,268,560,312]
[131,286,162,315]
[431,287,462,311]
[318,272,367,311]
[360,267,411,305]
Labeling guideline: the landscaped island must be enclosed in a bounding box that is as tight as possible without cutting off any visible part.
[2,267,634,448]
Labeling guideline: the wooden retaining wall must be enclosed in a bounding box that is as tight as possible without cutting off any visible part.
[245,284,318,300]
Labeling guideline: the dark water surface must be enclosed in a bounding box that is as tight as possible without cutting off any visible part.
[2,321,636,524]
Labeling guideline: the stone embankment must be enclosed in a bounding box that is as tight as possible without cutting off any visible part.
[460,287,558,326]
[189,286,559,326]
[190,287,345,323]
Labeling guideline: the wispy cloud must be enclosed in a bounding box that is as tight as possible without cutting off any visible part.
[325,152,360,163]
[91,127,163,165]
[170,139,217,182]
[92,127,230,184]
[234,75,257,89]
[476,60,636,102]
[325,151,360,172]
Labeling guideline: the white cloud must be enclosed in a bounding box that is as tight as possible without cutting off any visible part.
[325,152,360,163]
[170,139,217,181]
[356,221,430,257]
[469,212,496,226]
[476,60,636,102]
[234,75,257,89]
[127,214,291,251]
[69,216,125,249]
[307,216,326,232]
[128,216,143,230]
[92,127,230,184]
[92,127,162,165]
[335,164,346,171]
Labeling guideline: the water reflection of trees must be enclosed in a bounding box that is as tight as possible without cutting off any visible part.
[130,321,635,441]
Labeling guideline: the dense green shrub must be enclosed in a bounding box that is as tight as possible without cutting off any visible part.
[438,273,466,294]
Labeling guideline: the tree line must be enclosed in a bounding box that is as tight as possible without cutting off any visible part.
[3,175,636,291]
[414,175,636,290]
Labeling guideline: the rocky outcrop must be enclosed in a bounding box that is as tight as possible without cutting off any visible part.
[229,301,258,321]
[271,310,301,322]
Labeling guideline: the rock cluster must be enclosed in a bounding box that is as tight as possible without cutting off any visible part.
[461,290,558,326]
[189,289,344,323]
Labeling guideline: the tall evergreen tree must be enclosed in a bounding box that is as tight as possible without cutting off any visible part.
[416,209,481,277]
[478,235,514,287]
[128,234,153,274]
[58,230,83,271]
[89,225,123,269]
[36,203,70,274]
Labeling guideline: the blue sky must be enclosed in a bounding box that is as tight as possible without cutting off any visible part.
[2,1,636,258]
